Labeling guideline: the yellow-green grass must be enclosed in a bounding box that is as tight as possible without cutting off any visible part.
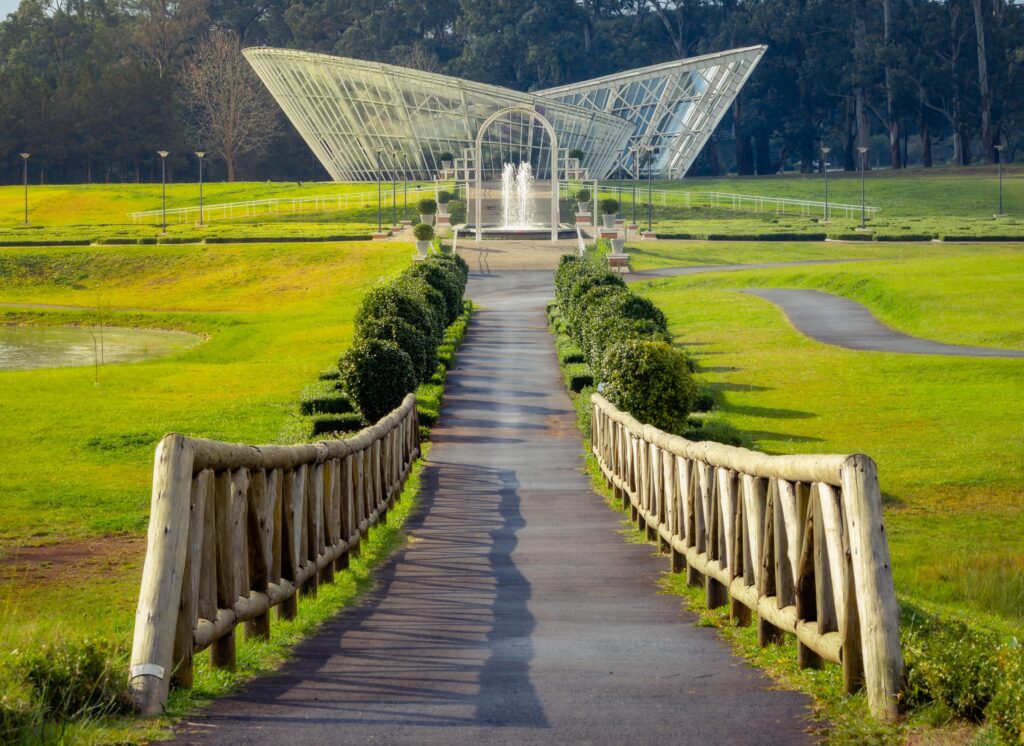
[634,250,1024,635]
[0,241,410,652]
[0,181,438,227]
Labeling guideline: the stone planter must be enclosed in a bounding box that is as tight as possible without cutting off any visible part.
[415,240,431,258]
[601,213,616,229]
[610,237,625,254]
[419,214,435,226]
[438,203,450,216]
[442,160,453,170]
[577,201,589,214]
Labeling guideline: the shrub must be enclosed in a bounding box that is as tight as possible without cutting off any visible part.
[15,639,132,721]
[587,317,672,381]
[413,222,435,241]
[575,188,591,203]
[602,340,697,434]
[417,197,437,215]
[311,412,365,436]
[438,151,454,162]
[356,314,437,383]
[437,190,452,204]
[599,198,619,215]
[339,339,417,423]
[563,362,595,392]
[318,368,341,381]
[356,277,443,345]
[575,384,597,439]
[408,260,462,325]
[299,380,354,415]
[987,646,1024,743]
[564,270,626,342]
[568,148,585,161]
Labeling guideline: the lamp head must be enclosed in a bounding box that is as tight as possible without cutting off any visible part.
[857,146,869,154]
[195,151,205,159]
[19,152,29,160]
[157,150,169,158]
[995,144,1006,152]
[820,146,831,155]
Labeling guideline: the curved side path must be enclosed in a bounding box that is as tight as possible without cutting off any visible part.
[627,257,870,281]
[744,288,1024,357]
[172,270,813,745]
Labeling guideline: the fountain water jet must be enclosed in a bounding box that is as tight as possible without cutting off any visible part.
[500,162,535,228]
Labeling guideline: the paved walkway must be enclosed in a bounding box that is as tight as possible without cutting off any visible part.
[173,271,813,745]
[745,288,1024,357]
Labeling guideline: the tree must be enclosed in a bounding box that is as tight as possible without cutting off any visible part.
[181,31,280,181]
[129,0,209,79]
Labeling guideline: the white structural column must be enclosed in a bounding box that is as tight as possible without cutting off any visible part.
[474,106,560,243]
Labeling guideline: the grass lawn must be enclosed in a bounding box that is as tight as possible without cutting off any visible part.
[632,246,1024,635]
[0,241,409,655]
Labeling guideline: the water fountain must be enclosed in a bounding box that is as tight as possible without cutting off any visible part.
[500,162,535,228]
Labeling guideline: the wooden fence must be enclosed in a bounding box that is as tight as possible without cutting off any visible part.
[590,393,903,719]
[128,394,420,715]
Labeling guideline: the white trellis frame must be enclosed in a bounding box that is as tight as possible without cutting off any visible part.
[474,106,561,243]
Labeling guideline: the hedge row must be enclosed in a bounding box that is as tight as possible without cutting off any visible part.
[553,254,696,434]
[339,253,469,424]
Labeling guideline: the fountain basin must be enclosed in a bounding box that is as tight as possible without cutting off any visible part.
[0,325,202,371]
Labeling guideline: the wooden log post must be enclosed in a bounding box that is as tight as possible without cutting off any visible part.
[172,470,213,688]
[245,469,273,641]
[758,481,786,646]
[841,455,903,719]
[130,434,195,716]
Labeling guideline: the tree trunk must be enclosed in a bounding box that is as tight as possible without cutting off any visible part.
[226,154,235,182]
[843,97,856,171]
[755,130,772,175]
[882,0,902,168]
[854,12,871,151]
[972,0,993,161]
[706,136,721,176]
[921,118,932,167]
[733,99,754,175]
[950,0,968,165]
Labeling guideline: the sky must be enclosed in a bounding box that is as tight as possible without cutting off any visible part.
[0,0,18,19]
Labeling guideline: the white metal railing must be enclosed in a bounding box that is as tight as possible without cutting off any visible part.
[129,183,462,225]
[559,183,880,221]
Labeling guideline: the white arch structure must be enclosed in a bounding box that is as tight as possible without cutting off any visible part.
[474,106,560,243]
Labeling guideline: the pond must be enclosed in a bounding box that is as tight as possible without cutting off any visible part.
[0,325,202,371]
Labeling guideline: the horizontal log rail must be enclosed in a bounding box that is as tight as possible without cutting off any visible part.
[129,394,420,715]
[590,393,903,719]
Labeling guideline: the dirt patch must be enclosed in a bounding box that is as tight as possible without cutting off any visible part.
[0,534,146,587]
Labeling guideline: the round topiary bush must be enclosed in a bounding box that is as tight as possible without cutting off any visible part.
[417,197,437,215]
[409,260,463,325]
[437,190,452,204]
[602,339,697,434]
[587,317,671,381]
[575,188,591,204]
[600,198,619,215]
[355,314,437,383]
[356,279,442,345]
[413,222,435,241]
[339,339,416,423]
[439,151,454,163]
[568,148,585,161]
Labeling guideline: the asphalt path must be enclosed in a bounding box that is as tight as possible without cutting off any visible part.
[744,288,1024,357]
[172,270,814,745]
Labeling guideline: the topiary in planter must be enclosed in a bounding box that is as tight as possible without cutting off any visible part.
[599,198,619,215]
[417,198,437,215]
[413,222,435,241]
[575,188,591,204]
[568,148,585,161]
[339,339,416,423]
[437,190,452,205]
[439,152,454,163]
[602,339,697,434]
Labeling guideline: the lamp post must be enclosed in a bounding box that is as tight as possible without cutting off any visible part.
[646,147,655,234]
[631,147,638,227]
[157,150,169,233]
[376,149,383,234]
[995,143,1003,216]
[19,153,29,225]
[402,153,409,222]
[857,146,869,229]
[195,151,205,226]
[820,146,831,223]
[391,150,399,229]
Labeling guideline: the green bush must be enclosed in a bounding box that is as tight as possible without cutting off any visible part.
[14,639,132,722]
[568,148,585,161]
[437,190,452,204]
[575,384,597,439]
[408,259,463,324]
[356,314,436,383]
[339,339,417,423]
[438,151,454,162]
[317,368,341,381]
[556,334,586,364]
[587,317,672,381]
[299,381,354,415]
[988,646,1024,743]
[311,412,365,436]
[417,197,437,215]
[599,198,619,215]
[602,340,697,434]
[413,222,435,241]
[563,362,595,392]
[575,188,591,203]
[356,277,443,345]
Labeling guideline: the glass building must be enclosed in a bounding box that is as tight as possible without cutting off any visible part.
[244,45,765,182]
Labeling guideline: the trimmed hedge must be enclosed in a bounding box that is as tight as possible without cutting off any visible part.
[299,380,354,416]
[311,412,365,436]
[554,253,695,435]
[339,339,416,423]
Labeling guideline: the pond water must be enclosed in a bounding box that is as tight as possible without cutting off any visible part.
[0,325,202,371]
